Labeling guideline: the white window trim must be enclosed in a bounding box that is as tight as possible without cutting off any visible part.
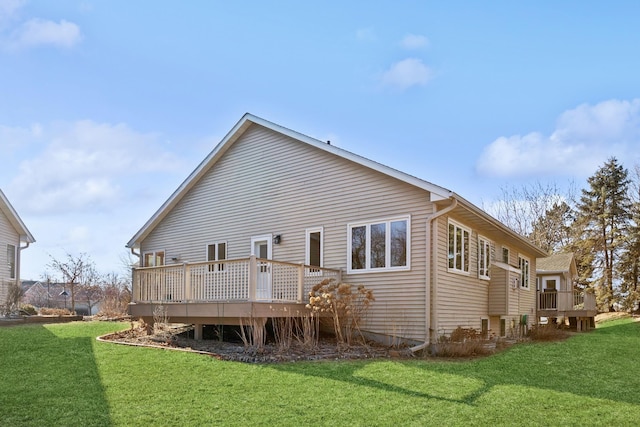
[447,220,471,275]
[478,236,491,281]
[143,250,165,267]
[518,255,530,289]
[481,317,490,337]
[347,215,411,274]
[251,234,273,259]
[7,244,16,279]
[502,246,511,265]
[206,241,227,272]
[305,227,323,267]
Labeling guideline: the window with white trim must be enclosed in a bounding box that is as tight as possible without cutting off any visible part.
[478,237,491,280]
[7,244,16,279]
[207,242,227,271]
[143,250,165,267]
[348,216,409,273]
[305,227,323,273]
[448,221,470,273]
[502,247,510,264]
[519,255,530,289]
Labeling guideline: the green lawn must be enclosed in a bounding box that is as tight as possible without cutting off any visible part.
[1,318,639,426]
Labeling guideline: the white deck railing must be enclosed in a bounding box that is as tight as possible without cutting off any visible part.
[132,256,341,304]
[538,290,596,312]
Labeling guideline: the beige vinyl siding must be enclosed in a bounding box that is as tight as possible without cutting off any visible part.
[0,208,20,301]
[433,215,489,334]
[142,124,432,341]
[433,215,539,335]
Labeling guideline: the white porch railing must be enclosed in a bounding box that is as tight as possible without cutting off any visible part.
[538,290,596,312]
[132,256,341,304]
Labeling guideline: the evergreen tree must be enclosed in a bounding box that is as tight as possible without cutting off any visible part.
[576,157,631,312]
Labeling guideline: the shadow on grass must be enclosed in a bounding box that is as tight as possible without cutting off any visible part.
[268,319,640,407]
[0,323,112,426]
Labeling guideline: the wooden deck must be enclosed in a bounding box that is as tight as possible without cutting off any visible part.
[130,256,341,324]
[537,290,597,330]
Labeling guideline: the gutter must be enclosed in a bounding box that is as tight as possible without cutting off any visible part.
[17,240,30,288]
[411,197,458,353]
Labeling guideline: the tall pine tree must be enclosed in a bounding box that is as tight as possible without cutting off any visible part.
[576,157,631,312]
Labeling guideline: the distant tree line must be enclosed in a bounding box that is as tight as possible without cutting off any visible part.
[488,157,640,312]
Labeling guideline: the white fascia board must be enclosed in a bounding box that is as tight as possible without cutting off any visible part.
[127,113,454,247]
[0,189,35,243]
[246,114,454,201]
[452,191,548,258]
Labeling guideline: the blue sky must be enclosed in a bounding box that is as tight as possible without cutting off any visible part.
[2,0,640,280]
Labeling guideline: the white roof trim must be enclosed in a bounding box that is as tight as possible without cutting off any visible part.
[127,113,543,254]
[0,189,35,243]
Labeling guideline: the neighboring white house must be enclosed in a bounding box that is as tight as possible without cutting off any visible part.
[0,189,35,308]
[126,113,547,345]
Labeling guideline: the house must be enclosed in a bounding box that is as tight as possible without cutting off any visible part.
[536,252,596,331]
[21,281,100,315]
[0,189,35,309]
[126,114,547,346]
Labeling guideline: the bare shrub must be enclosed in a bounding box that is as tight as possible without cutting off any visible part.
[1,281,24,316]
[432,327,495,357]
[307,279,375,348]
[39,307,74,316]
[528,324,570,341]
[294,314,319,350]
[152,305,170,339]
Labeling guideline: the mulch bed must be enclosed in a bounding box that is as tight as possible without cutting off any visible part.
[99,324,413,363]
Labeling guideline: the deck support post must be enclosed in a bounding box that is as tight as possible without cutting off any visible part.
[193,323,203,340]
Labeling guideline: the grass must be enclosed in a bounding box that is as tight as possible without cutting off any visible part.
[1,318,639,426]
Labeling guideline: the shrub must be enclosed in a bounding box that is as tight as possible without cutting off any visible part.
[19,304,38,316]
[528,324,570,341]
[307,279,375,348]
[431,327,495,357]
[38,307,74,316]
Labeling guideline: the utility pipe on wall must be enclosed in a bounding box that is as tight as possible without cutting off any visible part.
[410,197,457,353]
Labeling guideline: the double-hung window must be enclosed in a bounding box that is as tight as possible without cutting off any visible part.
[7,244,16,279]
[448,221,470,273]
[519,255,530,289]
[207,242,227,272]
[348,216,410,273]
[143,250,165,267]
[478,236,491,280]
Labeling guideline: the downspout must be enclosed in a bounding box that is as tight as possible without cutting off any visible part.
[17,240,30,287]
[410,197,458,353]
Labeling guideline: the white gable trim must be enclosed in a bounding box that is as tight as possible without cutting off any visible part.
[0,189,35,243]
[127,113,454,248]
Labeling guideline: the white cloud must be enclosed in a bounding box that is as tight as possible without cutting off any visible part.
[400,34,429,50]
[6,120,182,215]
[476,99,640,177]
[0,0,25,27]
[0,1,82,50]
[381,58,433,90]
[10,18,81,48]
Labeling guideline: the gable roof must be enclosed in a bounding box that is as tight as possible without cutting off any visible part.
[126,113,546,258]
[0,188,35,243]
[537,252,575,273]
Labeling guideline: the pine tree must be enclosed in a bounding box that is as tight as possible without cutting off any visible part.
[576,157,632,312]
